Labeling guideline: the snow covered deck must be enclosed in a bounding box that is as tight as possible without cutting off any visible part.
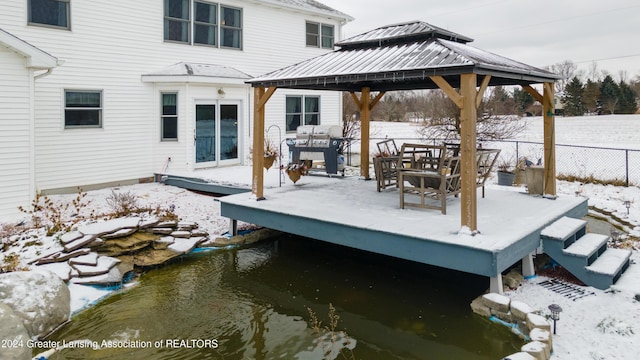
[218,172,588,280]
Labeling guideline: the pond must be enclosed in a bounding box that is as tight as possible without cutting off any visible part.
[44,235,523,359]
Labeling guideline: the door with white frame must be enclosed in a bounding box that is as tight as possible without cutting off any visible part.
[194,101,240,167]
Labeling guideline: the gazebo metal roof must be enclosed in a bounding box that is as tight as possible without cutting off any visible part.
[247,21,560,92]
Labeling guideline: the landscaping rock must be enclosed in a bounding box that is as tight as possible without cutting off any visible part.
[522,341,550,360]
[153,236,174,250]
[69,262,133,286]
[72,256,120,276]
[148,228,174,235]
[0,270,70,338]
[481,293,511,313]
[155,220,178,228]
[470,296,492,317]
[36,262,73,281]
[171,230,192,238]
[60,231,83,244]
[168,237,204,254]
[63,234,96,252]
[511,300,533,322]
[102,227,137,239]
[69,252,99,266]
[77,217,141,236]
[529,328,553,352]
[36,248,90,265]
[502,351,537,360]
[133,248,182,267]
[138,217,160,229]
[503,270,525,289]
[526,313,551,332]
[0,303,30,360]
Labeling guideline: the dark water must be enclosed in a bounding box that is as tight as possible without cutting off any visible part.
[45,235,523,359]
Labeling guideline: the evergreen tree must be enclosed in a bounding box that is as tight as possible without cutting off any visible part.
[582,80,600,115]
[617,81,638,114]
[562,77,584,116]
[513,88,534,116]
[598,75,620,114]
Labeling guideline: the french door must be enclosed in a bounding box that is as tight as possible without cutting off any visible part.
[195,101,239,167]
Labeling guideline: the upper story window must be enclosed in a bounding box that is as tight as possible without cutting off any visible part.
[28,0,70,30]
[64,90,102,128]
[164,0,242,49]
[286,96,320,132]
[306,22,334,49]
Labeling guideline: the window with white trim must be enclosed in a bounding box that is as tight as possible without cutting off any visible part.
[306,21,334,49]
[64,90,102,128]
[28,0,70,30]
[164,0,242,49]
[161,93,178,141]
[286,96,320,132]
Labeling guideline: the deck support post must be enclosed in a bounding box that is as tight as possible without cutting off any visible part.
[459,74,478,231]
[229,218,238,236]
[542,82,556,197]
[522,252,536,279]
[490,275,503,294]
[252,86,277,200]
[350,88,385,180]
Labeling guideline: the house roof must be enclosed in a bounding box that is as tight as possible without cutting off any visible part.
[0,28,61,69]
[141,62,252,84]
[247,20,560,92]
[263,0,353,22]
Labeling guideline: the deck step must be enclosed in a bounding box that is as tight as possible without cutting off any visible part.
[541,216,587,248]
[563,233,609,264]
[586,248,631,276]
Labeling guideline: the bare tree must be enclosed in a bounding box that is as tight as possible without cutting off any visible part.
[547,60,577,93]
[415,90,525,141]
[588,61,600,82]
[340,92,360,153]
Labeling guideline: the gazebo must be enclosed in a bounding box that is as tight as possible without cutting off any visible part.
[247,20,561,233]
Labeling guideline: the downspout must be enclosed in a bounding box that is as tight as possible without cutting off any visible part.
[30,68,55,198]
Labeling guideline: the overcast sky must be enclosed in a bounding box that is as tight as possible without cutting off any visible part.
[319,0,640,81]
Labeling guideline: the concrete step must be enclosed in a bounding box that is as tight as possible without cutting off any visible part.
[540,216,587,248]
[586,248,631,276]
[563,233,609,265]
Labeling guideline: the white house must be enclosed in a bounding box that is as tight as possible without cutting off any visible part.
[0,0,352,218]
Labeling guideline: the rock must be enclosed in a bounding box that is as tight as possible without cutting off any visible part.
[526,313,551,332]
[69,262,133,286]
[177,221,198,230]
[168,237,202,254]
[522,341,550,360]
[197,237,216,247]
[153,236,174,250]
[191,229,208,237]
[77,217,141,236]
[102,227,138,239]
[503,270,525,289]
[0,303,31,360]
[139,217,160,229]
[502,352,537,360]
[493,309,513,323]
[155,220,178,228]
[481,293,511,313]
[63,234,96,252]
[72,256,120,276]
[36,248,90,265]
[0,270,70,338]
[634,294,640,302]
[69,252,99,266]
[60,231,84,244]
[171,230,191,238]
[148,228,174,235]
[35,262,73,281]
[92,232,157,256]
[470,296,491,317]
[529,328,552,352]
[133,248,182,267]
[511,301,533,322]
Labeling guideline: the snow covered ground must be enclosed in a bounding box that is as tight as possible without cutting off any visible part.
[2,115,640,359]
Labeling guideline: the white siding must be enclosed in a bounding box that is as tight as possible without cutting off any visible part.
[0,0,345,192]
[0,46,31,218]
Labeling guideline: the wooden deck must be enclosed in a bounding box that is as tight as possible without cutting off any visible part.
[218,174,588,284]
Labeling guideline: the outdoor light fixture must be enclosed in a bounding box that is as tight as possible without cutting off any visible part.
[624,200,631,215]
[548,304,563,334]
[610,228,623,243]
[217,88,226,98]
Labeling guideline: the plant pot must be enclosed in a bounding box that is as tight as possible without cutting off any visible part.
[264,155,276,170]
[514,169,526,185]
[287,169,302,183]
[497,171,516,186]
[525,166,544,195]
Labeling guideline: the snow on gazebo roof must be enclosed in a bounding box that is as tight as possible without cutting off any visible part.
[248,20,560,92]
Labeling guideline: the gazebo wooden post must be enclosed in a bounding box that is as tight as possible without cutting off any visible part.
[542,82,556,197]
[350,88,385,179]
[459,73,478,232]
[252,86,276,200]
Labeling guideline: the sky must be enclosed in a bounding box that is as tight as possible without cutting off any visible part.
[319,0,640,81]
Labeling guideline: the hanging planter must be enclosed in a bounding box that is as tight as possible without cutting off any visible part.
[285,163,307,183]
[264,154,277,170]
[263,137,279,170]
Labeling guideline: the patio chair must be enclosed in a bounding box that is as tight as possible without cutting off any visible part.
[373,139,400,192]
[398,143,461,214]
[444,143,501,198]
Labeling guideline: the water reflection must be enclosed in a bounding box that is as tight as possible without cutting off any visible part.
[46,235,522,359]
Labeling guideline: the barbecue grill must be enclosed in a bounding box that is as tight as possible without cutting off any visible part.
[286,125,345,175]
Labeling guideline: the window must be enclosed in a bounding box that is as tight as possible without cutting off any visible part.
[286,96,320,132]
[64,90,102,128]
[306,22,334,49]
[164,0,190,43]
[194,1,216,46]
[221,6,242,49]
[161,93,178,140]
[164,0,242,49]
[28,0,70,29]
